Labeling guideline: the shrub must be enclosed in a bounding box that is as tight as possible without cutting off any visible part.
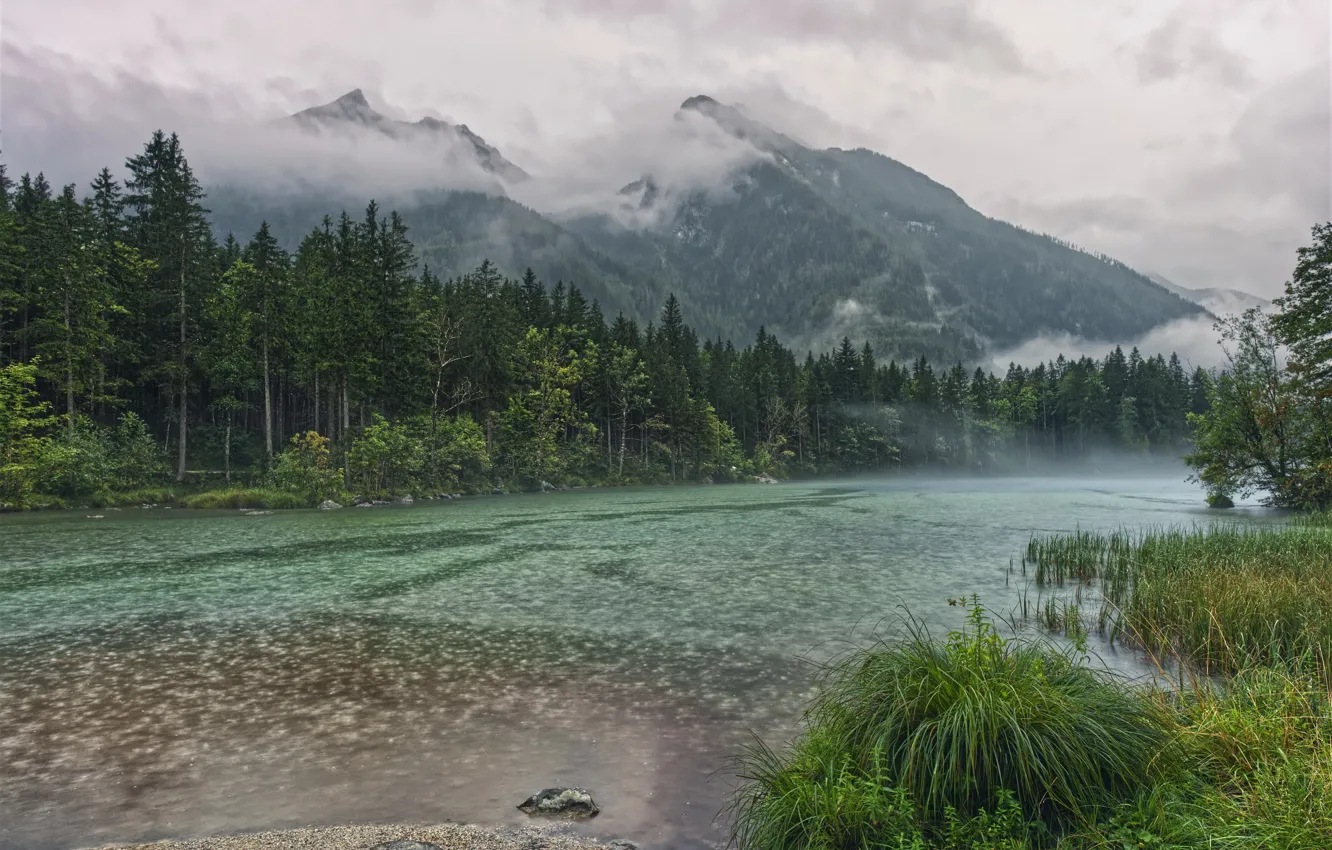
[105,412,169,490]
[272,431,343,503]
[347,414,423,494]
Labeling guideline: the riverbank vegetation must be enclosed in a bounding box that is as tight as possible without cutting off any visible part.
[1184,224,1332,510]
[729,519,1332,849]
[2,133,1206,509]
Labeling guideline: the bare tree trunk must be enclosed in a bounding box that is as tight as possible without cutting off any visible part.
[313,371,320,434]
[342,375,349,436]
[64,288,74,435]
[177,262,188,482]
[618,407,629,477]
[225,422,232,483]
[263,335,272,465]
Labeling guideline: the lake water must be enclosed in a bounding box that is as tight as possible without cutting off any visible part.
[0,472,1280,850]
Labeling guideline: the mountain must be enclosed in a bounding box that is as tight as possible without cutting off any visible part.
[284,89,529,183]
[208,90,1205,363]
[1147,273,1271,316]
[564,96,1205,360]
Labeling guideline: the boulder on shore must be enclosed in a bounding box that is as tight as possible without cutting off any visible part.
[318,500,343,510]
[753,473,779,484]
[517,787,600,818]
[395,494,414,505]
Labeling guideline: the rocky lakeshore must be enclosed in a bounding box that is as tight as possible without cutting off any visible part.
[90,823,640,850]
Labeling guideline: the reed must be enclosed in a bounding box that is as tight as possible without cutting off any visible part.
[1025,523,1332,683]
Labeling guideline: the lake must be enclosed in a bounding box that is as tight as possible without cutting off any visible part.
[0,472,1279,850]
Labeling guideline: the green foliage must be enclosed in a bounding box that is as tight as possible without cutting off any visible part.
[412,413,491,491]
[347,414,423,495]
[0,360,57,506]
[272,431,342,503]
[1188,225,1332,509]
[104,412,169,490]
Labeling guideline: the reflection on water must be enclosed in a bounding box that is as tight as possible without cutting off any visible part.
[0,476,1278,850]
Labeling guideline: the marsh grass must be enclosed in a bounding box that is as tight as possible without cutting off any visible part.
[1024,523,1332,682]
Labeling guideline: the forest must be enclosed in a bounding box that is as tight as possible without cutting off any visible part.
[0,130,1211,508]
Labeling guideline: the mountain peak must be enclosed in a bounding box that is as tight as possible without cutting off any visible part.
[284,92,528,183]
[336,88,369,108]
[680,94,720,112]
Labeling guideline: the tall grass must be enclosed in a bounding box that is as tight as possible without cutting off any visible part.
[1024,523,1332,682]
[726,603,1179,849]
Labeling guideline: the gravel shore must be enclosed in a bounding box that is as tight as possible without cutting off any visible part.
[90,823,631,850]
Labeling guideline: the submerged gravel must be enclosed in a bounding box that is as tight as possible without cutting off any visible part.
[89,823,627,850]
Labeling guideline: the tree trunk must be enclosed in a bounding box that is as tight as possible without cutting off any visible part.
[177,261,188,482]
[342,375,349,436]
[313,371,320,435]
[64,288,74,435]
[618,408,629,478]
[263,335,272,464]
[224,422,232,483]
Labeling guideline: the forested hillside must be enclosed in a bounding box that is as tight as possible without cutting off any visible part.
[0,130,1209,509]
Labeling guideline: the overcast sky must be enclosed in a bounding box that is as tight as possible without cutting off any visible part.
[3,0,1328,297]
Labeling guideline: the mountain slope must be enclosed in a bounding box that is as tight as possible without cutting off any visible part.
[565,96,1204,359]
[1148,273,1270,316]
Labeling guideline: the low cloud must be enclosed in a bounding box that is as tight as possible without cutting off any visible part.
[989,315,1229,374]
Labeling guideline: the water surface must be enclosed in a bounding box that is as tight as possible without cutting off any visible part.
[0,475,1277,850]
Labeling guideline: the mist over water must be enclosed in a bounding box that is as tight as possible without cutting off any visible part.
[0,478,1283,850]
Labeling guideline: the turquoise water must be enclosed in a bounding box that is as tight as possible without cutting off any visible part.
[0,474,1278,850]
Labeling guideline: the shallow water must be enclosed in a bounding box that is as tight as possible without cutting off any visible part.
[0,474,1280,850]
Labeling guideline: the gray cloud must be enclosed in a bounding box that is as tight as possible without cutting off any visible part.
[536,0,1027,72]
[1136,14,1251,88]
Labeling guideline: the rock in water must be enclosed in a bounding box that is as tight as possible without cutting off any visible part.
[517,787,600,818]
[368,842,444,850]
[319,500,343,510]
[395,494,414,505]
[540,480,556,492]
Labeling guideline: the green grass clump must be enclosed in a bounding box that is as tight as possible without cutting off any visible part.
[1025,524,1332,682]
[727,602,1178,849]
[181,488,311,510]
